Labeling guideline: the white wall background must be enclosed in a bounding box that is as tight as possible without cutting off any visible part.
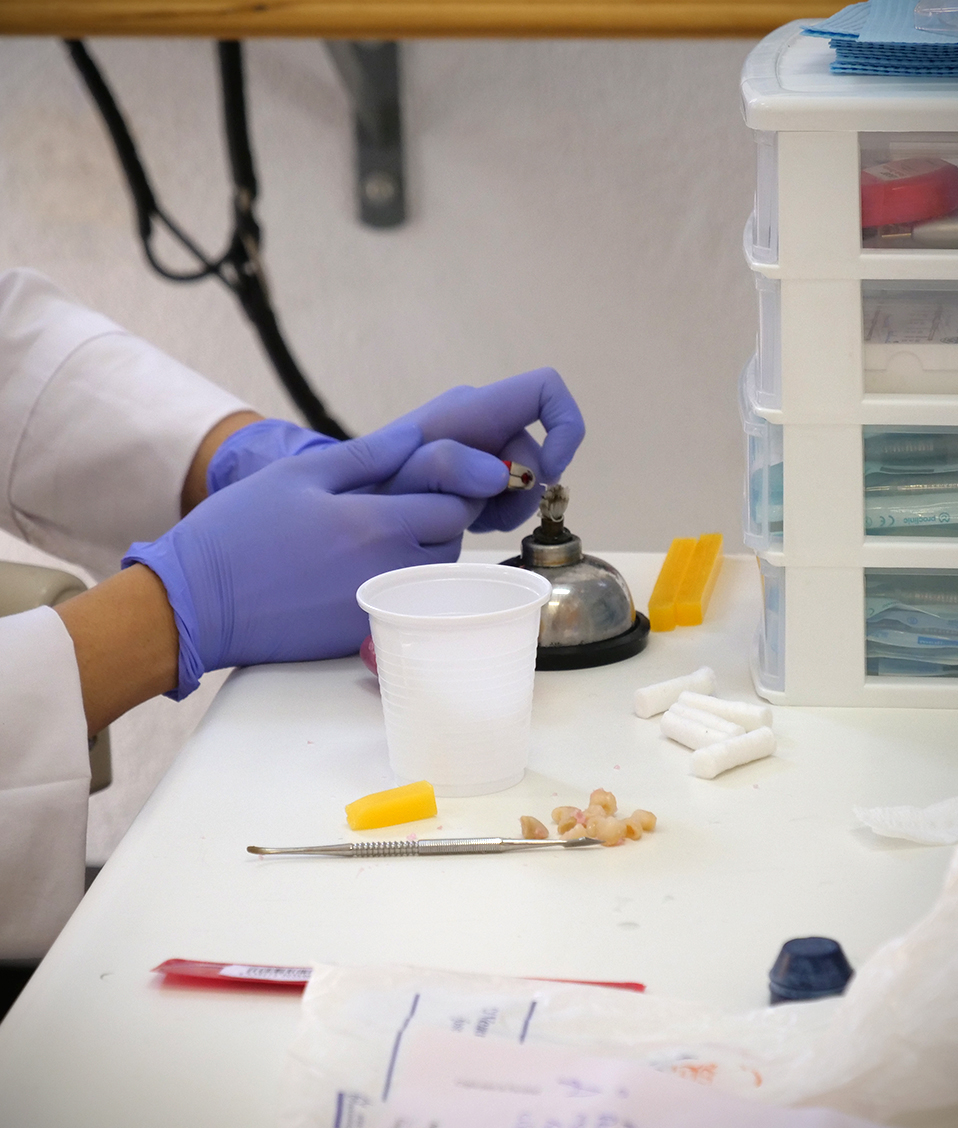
[0,35,759,861]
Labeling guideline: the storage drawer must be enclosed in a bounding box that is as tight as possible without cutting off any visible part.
[741,357,783,551]
[756,557,786,693]
[748,130,779,266]
[865,568,958,677]
[755,274,782,412]
[863,281,958,394]
[864,425,958,536]
[860,133,958,251]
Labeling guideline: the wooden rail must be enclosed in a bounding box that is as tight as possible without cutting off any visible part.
[0,1,843,39]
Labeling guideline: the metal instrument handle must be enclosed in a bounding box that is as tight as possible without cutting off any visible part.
[247,841,419,857]
[417,837,510,855]
[247,836,601,858]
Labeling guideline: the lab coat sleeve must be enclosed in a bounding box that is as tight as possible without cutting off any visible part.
[0,268,251,579]
[0,606,90,960]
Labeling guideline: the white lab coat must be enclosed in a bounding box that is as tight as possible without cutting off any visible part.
[0,269,249,958]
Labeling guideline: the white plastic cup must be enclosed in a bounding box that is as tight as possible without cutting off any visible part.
[356,563,552,796]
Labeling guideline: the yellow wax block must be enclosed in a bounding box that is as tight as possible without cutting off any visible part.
[345,780,437,830]
[647,537,696,632]
[675,533,724,626]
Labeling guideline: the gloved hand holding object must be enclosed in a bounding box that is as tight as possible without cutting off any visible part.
[206,367,585,532]
[209,419,512,502]
[125,422,485,699]
[400,367,585,532]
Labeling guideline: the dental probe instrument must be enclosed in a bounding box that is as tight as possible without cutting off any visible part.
[247,836,601,858]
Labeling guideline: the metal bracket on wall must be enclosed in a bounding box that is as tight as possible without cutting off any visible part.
[324,40,405,228]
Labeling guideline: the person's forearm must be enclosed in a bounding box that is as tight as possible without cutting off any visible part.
[53,411,262,736]
[180,409,263,515]
[54,565,179,737]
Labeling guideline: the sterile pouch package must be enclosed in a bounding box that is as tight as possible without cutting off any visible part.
[863,287,958,352]
[864,474,958,535]
[865,569,958,676]
[864,429,958,537]
[280,849,958,1127]
[864,430,958,477]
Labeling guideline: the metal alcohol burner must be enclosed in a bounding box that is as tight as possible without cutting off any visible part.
[502,485,650,670]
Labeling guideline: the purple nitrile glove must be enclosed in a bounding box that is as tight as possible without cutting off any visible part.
[374,439,510,499]
[206,418,338,494]
[205,368,585,533]
[125,421,482,700]
[205,420,512,501]
[397,367,585,532]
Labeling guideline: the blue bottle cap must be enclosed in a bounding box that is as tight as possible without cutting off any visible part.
[769,936,853,1005]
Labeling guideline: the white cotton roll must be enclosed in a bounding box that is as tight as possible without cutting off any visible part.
[633,666,716,719]
[660,708,734,750]
[677,690,773,732]
[667,703,744,737]
[689,727,776,779]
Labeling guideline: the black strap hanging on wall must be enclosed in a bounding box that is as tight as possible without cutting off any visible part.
[63,39,351,441]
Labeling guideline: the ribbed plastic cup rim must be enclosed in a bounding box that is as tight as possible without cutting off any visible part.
[357,562,552,627]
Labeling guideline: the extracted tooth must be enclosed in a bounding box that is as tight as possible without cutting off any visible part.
[520,815,549,840]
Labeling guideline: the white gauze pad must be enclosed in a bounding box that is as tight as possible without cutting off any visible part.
[853,796,958,845]
[661,708,737,750]
[690,727,776,779]
[633,667,715,719]
[667,703,744,737]
[677,690,772,732]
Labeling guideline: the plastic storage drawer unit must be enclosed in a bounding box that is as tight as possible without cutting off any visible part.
[741,22,958,707]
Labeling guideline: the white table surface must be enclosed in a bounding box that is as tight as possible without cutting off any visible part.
[2,552,957,1128]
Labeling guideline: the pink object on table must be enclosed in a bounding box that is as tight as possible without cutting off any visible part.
[360,634,377,674]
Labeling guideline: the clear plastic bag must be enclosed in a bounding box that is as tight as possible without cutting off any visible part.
[282,849,958,1126]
